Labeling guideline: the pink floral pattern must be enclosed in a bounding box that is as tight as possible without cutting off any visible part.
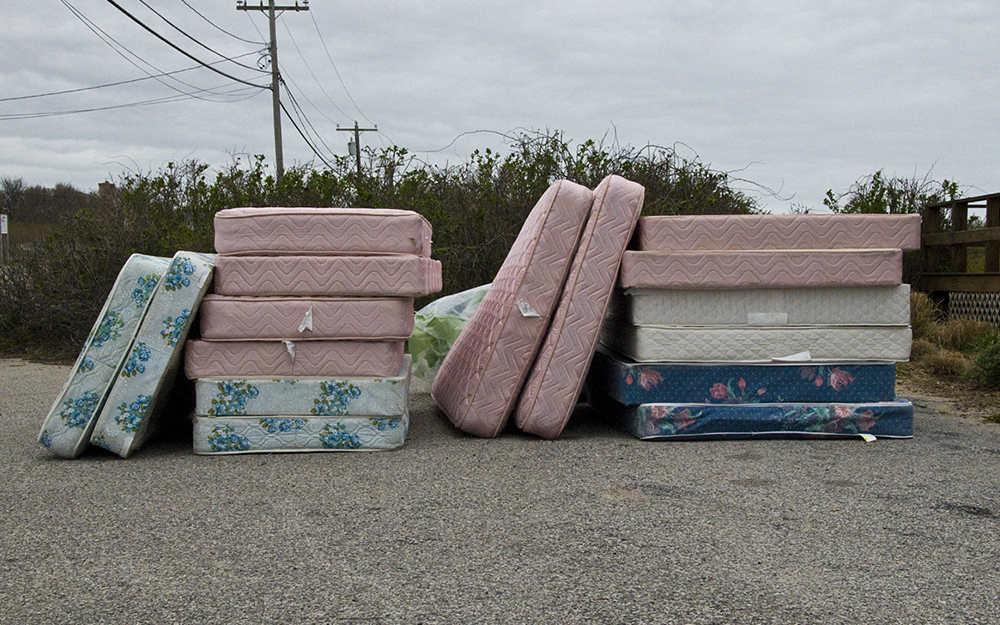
[637,368,664,391]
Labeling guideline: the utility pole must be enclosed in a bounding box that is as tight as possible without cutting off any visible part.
[237,0,309,183]
[338,121,377,179]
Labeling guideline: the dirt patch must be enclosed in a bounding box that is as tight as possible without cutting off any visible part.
[897,363,1000,421]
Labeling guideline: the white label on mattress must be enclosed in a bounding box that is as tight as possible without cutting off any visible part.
[748,312,788,326]
[771,351,812,362]
[517,299,540,318]
[859,433,877,442]
[298,306,314,333]
[284,340,296,360]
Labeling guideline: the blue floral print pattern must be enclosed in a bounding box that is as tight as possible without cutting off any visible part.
[163,258,196,291]
[641,405,704,438]
[209,380,259,416]
[784,404,876,435]
[369,417,399,431]
[319,423,362,449]
[91,310,124,348]
[59,391,101,428]
[160,309,190,347]
[78,357,95,374]
[260,418,307,433]
[131,274,160,307]
[121,342,152,377]
[114,394,152,433]
[311,381,362,416]
[38,430,52,448]
[207,425,250,452]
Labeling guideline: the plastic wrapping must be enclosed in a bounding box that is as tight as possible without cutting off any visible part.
[408,284,489,381]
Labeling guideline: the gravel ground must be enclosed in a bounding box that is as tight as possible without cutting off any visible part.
[2,357,999,625]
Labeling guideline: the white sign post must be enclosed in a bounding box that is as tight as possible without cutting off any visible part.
[1,214,7,262]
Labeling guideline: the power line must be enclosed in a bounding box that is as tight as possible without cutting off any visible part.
[309,11,373,126]
[281,80,338,161]
[280,18,350,119]
[0,86,262,121]
[178,0,265,45]
[279,100,335,168]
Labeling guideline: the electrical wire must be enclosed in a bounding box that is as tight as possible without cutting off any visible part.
[281,80,339,162]
[280,18,350,119]
[279,100,335,168]
[178,0,265,45]
[309,11,373,126]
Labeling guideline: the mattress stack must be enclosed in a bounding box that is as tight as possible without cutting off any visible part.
[183,208,442,454]
[589,213,922,440]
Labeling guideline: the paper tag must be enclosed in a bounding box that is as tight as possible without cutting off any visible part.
[284,341,296,360]
[859,433,877,443]
[517,299,540,318]
[298,306,314,333]
[770,351,812,362]
[748,312,788,326]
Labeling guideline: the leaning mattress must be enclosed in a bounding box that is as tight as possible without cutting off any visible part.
[38,254,172,458]
[198,295,414,340]
[195,356,411,416]
[431,180,593,437]
[184,339,405,378]
[214,207,433,256]
[618,249,903,290]
[212,255,442,297]
[193,411,408,454]
[592,395,914,440]
[89,252,216,458]
[600,320,912,362]
[587,349,897,405]
[516,175,644,439]
[613,285,911,327]
[633,213,922,251]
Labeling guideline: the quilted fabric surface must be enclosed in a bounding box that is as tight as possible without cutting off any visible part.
[634,213,921,251]
[618,249,903,290]
[198,294,414,340]
[431,180,593,437]
[193,412,408,453]
[515,175,644,439]
[184,339,405,378]
[214,207,433,256]
[613,285,911,327]
[213,255,442,297]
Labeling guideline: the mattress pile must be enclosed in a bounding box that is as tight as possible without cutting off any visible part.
[184,207,441,454]
[589,213,921,440]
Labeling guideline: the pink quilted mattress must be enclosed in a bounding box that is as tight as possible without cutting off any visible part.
[214,207,433,256]
[619,248,903,290]
[633,213,921,251]
[198,294,414,340]
[515,175,644,439]
[212,255,442,297]
[431,180,594,437]
[184,339,405,378]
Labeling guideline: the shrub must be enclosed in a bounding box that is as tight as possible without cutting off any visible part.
[974,335,1000,389]
[909,292,940,341]
[931,318,996,353]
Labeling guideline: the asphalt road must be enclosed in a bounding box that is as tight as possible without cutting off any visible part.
[2,357,999,625]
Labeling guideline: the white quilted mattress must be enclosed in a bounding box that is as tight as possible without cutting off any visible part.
[184,339,405,378]
[214,207,433,256]
[613,285,911,327]
[212,255,442,297]
[618,249,903,290]
[198,294,414,340]
[633,213,922,251]
[600,319,912,363]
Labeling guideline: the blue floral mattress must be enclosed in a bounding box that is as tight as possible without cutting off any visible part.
[38,254,172,458]
[588,349,897,405]
[192,411,408,454]
[90,252,216,458]
[591,393,914,440]
[194,356,412,417]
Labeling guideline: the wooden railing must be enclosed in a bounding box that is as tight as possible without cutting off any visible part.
[919,192,1000,297]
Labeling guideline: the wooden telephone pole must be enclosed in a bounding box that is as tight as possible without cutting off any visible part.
[236,0,310,182]
[338,121,378,179]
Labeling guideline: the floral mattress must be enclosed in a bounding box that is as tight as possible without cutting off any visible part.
[213,207,433,257]
[587,349,897,405]
[38,254,172,458]
[89,252,217,458]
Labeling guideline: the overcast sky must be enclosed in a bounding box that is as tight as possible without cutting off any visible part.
[1,1,998,213]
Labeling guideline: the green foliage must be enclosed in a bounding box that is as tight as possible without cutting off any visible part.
[0,131,758,356]
[973,334,1000,389]
[823,169,960,214]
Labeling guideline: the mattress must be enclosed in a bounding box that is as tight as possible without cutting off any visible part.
[214,207,433,256]
[192,411,408,454]
[184,339,405,378]
[618,249,903,290]
[516,175,645,439]
[37,254,172,458]
[89,252,216,458]
[198,294,414,340]
[600,320,912,363]
[195,356,411,416]
[613,285,911,327]
[633,213,922,251]
[587,349,897,405]
[592,394,914,440]
[212,255,442,297]
[431,180,593,437]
